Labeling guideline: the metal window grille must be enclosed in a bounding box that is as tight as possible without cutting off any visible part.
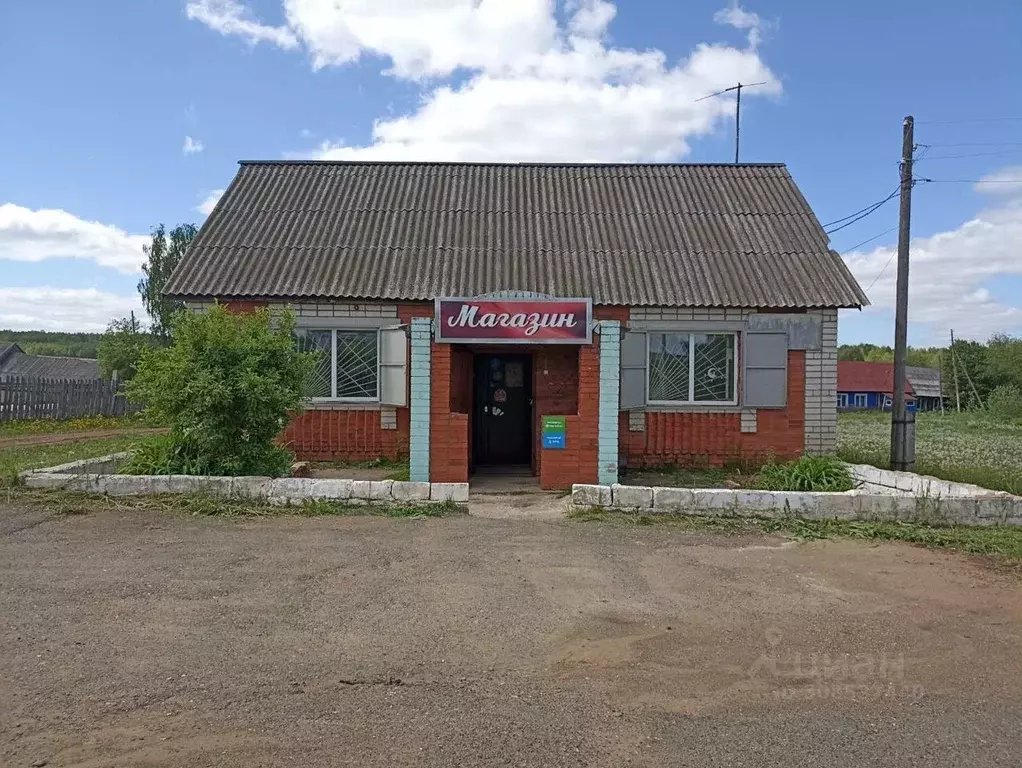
[648,332,736,404]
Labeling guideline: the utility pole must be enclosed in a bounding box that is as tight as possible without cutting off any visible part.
[735,83,742,164]
[950,329,961,412]
[694,81,766,163]
[891,116,915,471]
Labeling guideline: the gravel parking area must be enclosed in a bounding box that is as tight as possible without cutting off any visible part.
[2,500,1021,767]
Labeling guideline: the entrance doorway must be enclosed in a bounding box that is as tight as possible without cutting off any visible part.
[472,353,532,468]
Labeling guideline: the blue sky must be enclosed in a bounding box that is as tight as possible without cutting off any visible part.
[2,0,1021,343]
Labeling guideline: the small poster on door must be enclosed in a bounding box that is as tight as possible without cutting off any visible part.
[493,388,507,403]
[505,361,524,388]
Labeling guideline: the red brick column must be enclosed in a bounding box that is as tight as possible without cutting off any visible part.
[429,343,469,483]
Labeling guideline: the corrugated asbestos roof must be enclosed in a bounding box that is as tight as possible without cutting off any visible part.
[165,161,868,308]
[0,348,101,380]
[906,366,943,398]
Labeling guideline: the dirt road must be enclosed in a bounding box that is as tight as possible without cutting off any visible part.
[1,502,1020,767]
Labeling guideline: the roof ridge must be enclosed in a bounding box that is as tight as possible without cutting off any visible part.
[238,160,788,168]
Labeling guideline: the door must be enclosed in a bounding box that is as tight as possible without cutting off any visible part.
[473,354,532,466]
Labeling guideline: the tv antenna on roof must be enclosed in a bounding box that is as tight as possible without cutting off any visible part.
[695,81,767,163]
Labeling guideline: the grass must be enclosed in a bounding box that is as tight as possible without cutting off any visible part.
[0,435,144,488]
[10,488,465,520]
[566,507,1022,561]
[838,411,1022,495]
[0,414,150,438]
[307,457,410,481]
[621,456,853,493]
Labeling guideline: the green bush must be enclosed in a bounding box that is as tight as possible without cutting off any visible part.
[987,384,1022,421]
[124,305,315,477]
[758,455,854,492]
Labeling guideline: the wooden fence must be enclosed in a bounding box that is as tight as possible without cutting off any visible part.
[0,376,140,421]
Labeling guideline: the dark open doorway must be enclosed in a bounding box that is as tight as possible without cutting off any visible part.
[472,353,533,468]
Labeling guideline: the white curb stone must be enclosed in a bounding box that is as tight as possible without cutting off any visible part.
[350,480,372,500]
[369,480,394,500]
[392,482,431,502]
[430,483,469,502]
[573,484,611,507]
[612,484,653,509]
[652,487,693,511]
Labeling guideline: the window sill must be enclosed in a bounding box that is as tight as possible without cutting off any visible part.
[303,400,384,410]
[639,403,747,413]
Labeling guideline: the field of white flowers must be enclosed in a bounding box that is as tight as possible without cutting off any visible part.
[837,411,1022,494]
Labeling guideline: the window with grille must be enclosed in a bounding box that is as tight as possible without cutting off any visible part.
[294,329,379,401]
[648,332,737,404]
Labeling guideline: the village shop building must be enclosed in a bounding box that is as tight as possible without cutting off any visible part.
[165,161,868,490]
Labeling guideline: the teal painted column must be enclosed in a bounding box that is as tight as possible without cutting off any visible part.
[409,318,432,482]
[598,320,621,486]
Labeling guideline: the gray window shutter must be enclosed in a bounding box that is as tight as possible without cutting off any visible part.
[620,331,647,410]
[379,326,408,406]
[743,331,788,408]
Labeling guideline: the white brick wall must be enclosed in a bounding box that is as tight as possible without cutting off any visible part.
[629,307,751,322]
[804,309,838,454]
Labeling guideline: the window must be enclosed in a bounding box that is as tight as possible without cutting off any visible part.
[294,328,379,401]
[838,393,848,408]
[648,332,737,404]
[854,393,867,408]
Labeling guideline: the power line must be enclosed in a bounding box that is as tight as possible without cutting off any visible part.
[824,187,902,235]
[864,250,898,294]
[917,149,1022,160]
[841,226,898,254]
[916,117,1022,125]
[915,177,1022,184]
[921,141,1022,147]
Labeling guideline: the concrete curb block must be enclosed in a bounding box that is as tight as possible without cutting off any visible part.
[846,463,1013,499]
[19,459,468,506]
[572,480,1022,527]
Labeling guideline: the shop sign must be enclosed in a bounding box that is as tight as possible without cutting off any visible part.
[435,298,592,344]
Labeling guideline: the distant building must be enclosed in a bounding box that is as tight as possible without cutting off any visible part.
[905,366,945,411]
[0,342,101,381]
[837,361,916,411]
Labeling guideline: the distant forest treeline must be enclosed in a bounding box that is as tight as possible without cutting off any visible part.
[0,330,103,358]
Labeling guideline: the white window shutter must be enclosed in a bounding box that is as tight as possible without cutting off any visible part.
[742,331,788,408]
[379,326,408,406]
[620,331,647,410]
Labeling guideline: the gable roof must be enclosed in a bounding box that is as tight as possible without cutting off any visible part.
[165,161,868,309]
[838,361,915,397]
[0,342,20,365]
[905,366,943,399]
[0,347,101,380]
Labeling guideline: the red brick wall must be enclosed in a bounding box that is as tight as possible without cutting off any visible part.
[429,343,470,483]
[620,350,806,468]
[539,339,601,490]
[282,408,408,461]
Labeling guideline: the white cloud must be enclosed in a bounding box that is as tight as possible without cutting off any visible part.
[277,1,781,162]
[186,2,781,162]
[713,3,768,49]
[185,0,298,49]
[197,188,225,215]
[0,204,147,274]
[844,184,1022,341]
[976,166,1022,194]
[0,288,144,333]
[183,135,205,154]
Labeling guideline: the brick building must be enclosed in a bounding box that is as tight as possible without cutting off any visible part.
[165,161,867,489]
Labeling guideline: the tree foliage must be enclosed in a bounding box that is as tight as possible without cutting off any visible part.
[839,333,1022,409]
[97,312,157,381]
[125,305,315,477]
[138,223,197,342]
